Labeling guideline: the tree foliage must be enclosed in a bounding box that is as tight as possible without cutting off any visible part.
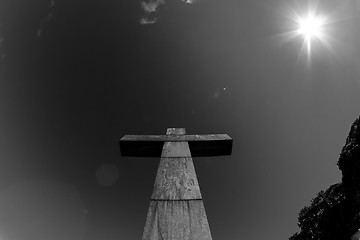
[290,116,360,240]
[289,183,360,240]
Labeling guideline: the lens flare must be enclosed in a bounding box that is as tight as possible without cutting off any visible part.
[296,12,327,55]
[277,1,333,60]
[298,14,324,40]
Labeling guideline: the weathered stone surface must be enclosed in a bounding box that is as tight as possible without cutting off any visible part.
[120,127,232,157]
[120,134,231,142]
[119,134,232,157]
[166,128,186,135]
[161,142,191,158]
[151,157,201,200]
[142,200,212,240]
[119,128,233,240]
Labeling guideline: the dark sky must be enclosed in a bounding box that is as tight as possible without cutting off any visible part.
[0,0,359,239]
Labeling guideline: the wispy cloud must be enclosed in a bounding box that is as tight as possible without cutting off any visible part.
[0,23,4,63]
[139,17,158,25]
[141,0,165,13]
[139,0,165,24]
[37,0,56,38]
[0,54,6,63]
[50,0,55,8]
[182,0,197,4]
[139,0,197,25]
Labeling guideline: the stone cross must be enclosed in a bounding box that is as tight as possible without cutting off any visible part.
[120,128,232,240]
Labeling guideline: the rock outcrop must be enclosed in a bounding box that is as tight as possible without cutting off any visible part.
[290,116,360,240]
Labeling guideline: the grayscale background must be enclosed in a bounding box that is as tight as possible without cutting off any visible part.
[0,0,359,239]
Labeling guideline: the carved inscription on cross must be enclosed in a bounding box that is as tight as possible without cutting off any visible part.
[120,128,232,240]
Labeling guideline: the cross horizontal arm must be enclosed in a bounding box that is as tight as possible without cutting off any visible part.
[120,134,232,157]
[121,134,231,142]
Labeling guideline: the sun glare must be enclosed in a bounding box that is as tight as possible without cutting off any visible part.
[298,15,324,39]
[296,12,326,55]
[278,1,333,59]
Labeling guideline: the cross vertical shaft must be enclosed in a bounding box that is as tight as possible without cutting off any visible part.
[143,128,211,240]
[120,128,232,240]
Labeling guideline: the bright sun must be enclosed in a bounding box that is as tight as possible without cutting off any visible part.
[298,15,324,40]
[296,13,326,54]
[278,1,332,59]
